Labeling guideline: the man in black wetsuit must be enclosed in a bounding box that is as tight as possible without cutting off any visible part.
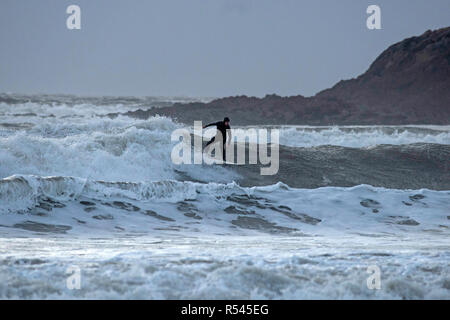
[203,117,231,162]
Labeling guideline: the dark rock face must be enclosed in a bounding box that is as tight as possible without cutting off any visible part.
[122,27,450,125]
[317,27,450,125]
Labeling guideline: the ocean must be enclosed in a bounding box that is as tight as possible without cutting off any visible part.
[0,94,449,299]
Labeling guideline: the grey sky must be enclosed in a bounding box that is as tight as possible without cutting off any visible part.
[1,0,449,98]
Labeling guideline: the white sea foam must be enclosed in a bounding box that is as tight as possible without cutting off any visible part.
[231,125,450,147]
[0,114,238,184]
[0,174,448,299]
[0,236,448,299]
[1,175,448,239]
[0,99,449,300]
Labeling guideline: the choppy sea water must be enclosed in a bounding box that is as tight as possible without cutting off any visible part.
[0,94,449,299]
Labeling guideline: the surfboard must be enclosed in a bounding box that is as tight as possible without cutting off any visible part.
[202,154,245,166]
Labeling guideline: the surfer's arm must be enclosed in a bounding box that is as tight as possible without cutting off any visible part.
[203,122,218,129]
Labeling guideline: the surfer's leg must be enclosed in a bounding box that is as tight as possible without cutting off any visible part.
[222,139,226,162]
[205,136,215,147]
[204,137,216,157]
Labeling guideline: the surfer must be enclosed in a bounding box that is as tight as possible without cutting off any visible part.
[203,117,231,162]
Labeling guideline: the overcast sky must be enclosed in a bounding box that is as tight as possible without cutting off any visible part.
[1,0,449,97]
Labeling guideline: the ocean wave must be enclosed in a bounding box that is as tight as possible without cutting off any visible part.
[261,125,450,147]
[0,114,240,183]
[0,175,200,214]
[1,96,448,300]
[1,240,448,299]
[1,174,448,238]
[0,94,211,118]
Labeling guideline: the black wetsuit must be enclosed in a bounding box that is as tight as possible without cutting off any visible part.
[204,121,230,161]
